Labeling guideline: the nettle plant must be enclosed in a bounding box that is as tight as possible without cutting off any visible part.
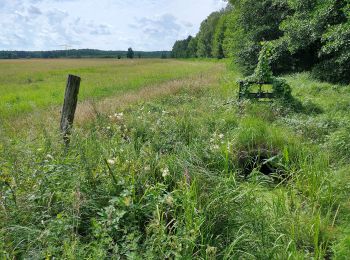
[239,42,293,101]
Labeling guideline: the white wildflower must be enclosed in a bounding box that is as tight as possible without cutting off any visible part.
[218,133,224,139]
[211,145,219,150]
[46,154,54,160]
[107,159,115,165]
[165,195,174,206]
[114,112,124,120]
[161,167,170,178]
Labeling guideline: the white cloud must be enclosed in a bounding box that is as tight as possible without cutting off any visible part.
[0,0,227,51]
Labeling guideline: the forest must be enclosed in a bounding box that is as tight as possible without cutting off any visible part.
[172,0,350,84]
[0,49,170,59]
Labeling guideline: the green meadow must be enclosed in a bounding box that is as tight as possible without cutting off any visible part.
[0,59,216,118]
[1,59,350,259]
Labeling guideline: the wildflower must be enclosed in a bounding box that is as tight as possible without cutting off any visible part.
[211,145,219,150]
[161,167,170,178]
[107,159,115,165]
[218,133,224,139]
[46,154,54,160]
[144,165,151,171]
[106,126,111,130]
[206,245,217,256]
[114,112,124,120]
[165,195,174,206]
[124,197,132,207]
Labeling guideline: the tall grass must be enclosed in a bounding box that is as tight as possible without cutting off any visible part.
[1,60,350,258]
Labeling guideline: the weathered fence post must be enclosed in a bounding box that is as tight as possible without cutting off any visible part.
[60,74,81,145]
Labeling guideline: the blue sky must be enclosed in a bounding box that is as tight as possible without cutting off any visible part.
[0,0,227,51]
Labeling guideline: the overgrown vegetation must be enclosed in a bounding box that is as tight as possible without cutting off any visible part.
[1,60,350,258]
[239,43,294,102]
[173,0,350,84]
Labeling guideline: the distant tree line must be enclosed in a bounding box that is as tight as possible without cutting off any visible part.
[172,0,350,84]
[0,49,170,59]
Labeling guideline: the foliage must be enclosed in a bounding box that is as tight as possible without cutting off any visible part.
[171,36,194,58]
[187,37,198,58]
[127,48,134,59]
[196,11,222,58]
[172,0,350,84]
[313,4,350,83]
[225,0,290,74]
[212,14,228,59]
[239,44,293,101]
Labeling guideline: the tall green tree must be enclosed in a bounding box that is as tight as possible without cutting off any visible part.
[171,36,193,58]
[170,0,350,83]
[196,12,221,58]
[277,0,348,82]
[187,37,198,58]
[212,14,228,59]
[225,0,291,73]
[127,48,134,59]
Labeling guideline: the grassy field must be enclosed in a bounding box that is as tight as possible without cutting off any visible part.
[0,59,216,118]
[1,59,350,259]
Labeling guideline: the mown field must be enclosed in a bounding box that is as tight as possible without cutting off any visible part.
[1,59,350,259]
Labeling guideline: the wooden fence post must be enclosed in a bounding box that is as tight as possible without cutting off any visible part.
[60,74,81,144]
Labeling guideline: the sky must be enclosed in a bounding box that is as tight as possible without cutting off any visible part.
[0,0,227,51]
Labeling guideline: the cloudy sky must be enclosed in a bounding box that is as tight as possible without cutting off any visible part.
[0,0,227,51]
